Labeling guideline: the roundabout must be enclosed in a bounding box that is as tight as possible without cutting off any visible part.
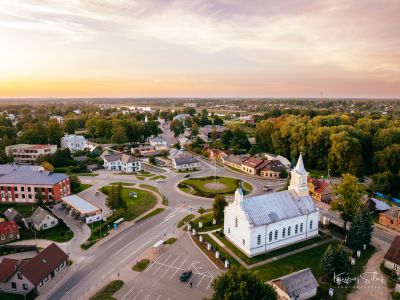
[178,176,252,198]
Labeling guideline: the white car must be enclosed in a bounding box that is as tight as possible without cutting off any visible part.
[263,185,272,191]
[155,178,165,183]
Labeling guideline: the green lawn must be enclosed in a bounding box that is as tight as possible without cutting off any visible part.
[89,280,124,300]
[308,169,329,179]
[132,259,150,272]
[165,237,177,244]
[202,234,239,267]
[136,176,145,180]
[150,175,167,181]
[0,203,37,218]
[101,186,157,221]
[214,232,330,265]
[20,224,74,243]
[136,208,165,222]
[177,214,195,228]
[178,176,252,198]
[192,213,221,232]
[110,182,135,186]
[75,183,93,193]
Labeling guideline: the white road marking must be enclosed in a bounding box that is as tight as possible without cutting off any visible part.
[152,255,171,275]
[197,273,206,287]
[121,285,135,300]
[156,295,161,300]
[160,256,180,278]
[132,289,143,300]
[145,292,152,300]
[169,257,188,279]
[145,254,165,273]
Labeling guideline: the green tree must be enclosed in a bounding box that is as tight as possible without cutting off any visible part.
[198,207,205,218]
[48,120,64,145]
[213,117,224,126]
[191,123,199,137]
[35,188,44,206]
[346,210,364,251]
[213,194,228,224]
[221,129,234,147]
[370,171,393,195]
[170,120,184,137]
[41,161,54,172]
[320,245,336,279]
[360,205,373,247]
[330,173,365,230]
[335,246,350,276]
[210,267,277,300]
[64,118,78,134]
[148,155,156,165]
[255,120,275,152]
[69,174,82,194]
[111,125,128,144]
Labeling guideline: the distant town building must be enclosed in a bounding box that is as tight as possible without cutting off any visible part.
[207,149,233,162]
[50,116,64,127]
[0,165,70,203]
[184,102,197,108]
[172,155,201,171]
[3,208,23,224]
[260,160,286,178]
[264,154,292,169]
[198,125,226,142]
[131,146,161,157]
[103,153,141,173]
[379,206,400,231]
[307,178,333,204]
[0,220,19,245]
[222,155,249,170]
[0,243,68,295]
[61,135,87,152]
[149,137,168,149]
[241,157,268,175]
[270,268,318,300]
[384,235,400,276]
[173,114,191,125]
[224,154,319,257]
[5,144,57,165]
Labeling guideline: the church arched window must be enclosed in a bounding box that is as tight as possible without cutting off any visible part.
[310,220,313,230]
[242,239,245,245]
[288,226,291,236]
[235,217,238,227]
[295,224,298,234]
[300,223,304,233]
[282,228,286,238]
[257,235,261,245]
[269,232,272,242]
[274,230,278,240]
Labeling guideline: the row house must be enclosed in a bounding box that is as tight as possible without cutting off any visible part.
[0,221,19,245]
[103,153,141,173]
[307,177,333,204]
[241,157,269,175]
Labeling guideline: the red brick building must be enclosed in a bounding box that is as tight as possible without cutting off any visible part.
[379,206,400,231]
[0,166,70,203]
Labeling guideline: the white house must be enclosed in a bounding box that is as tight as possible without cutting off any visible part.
[103,153,141,173]
[149,137,168,149]
[172,156,201,171]
[32,207,59,231]
[61,135,87,152]
[223,154,319,257]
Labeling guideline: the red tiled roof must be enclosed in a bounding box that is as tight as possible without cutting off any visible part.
[20,243,68,286]
[0,220,19,235]
[385,235,400,265]
[242,157,264,168]
[0,258,20,283]
[307,177,330,194]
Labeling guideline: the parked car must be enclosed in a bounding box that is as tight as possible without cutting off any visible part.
[184,174,191,178]
[263,185,272,191]
[180,270,192,282]
[155,178,165,183]
[358,177,365,183]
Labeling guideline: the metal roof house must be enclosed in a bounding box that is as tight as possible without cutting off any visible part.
[270,268,319,300]
[103,153,141,173]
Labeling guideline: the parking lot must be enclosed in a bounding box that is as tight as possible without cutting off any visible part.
[115,234,222,300]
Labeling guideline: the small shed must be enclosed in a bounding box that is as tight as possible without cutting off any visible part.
[62,195,102,224]
[3,208,23,223]
[152,240,165,254]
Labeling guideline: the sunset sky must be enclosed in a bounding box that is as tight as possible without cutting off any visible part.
[0,0,399,98]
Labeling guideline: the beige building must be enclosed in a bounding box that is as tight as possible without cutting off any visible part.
[5,144,57,165]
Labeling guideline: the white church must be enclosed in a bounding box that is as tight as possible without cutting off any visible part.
[223,154,319,257]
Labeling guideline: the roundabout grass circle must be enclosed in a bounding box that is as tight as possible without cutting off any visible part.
[178,176,252,198]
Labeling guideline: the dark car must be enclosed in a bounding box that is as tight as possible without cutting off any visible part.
[358,177,365,183]
[180,270,192,282]
[184,174,191,178]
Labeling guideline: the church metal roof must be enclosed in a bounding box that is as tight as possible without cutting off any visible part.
[240,190,317,226]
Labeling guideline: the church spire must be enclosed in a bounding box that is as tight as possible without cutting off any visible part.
[288,153,309,197]
[294,152,306,174]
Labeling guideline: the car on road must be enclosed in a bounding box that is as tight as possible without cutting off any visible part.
[184,174,191,178]
[358,177,365,183]
[263,185,272,191]
[155,178,165,183]
[180,270,192,282]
